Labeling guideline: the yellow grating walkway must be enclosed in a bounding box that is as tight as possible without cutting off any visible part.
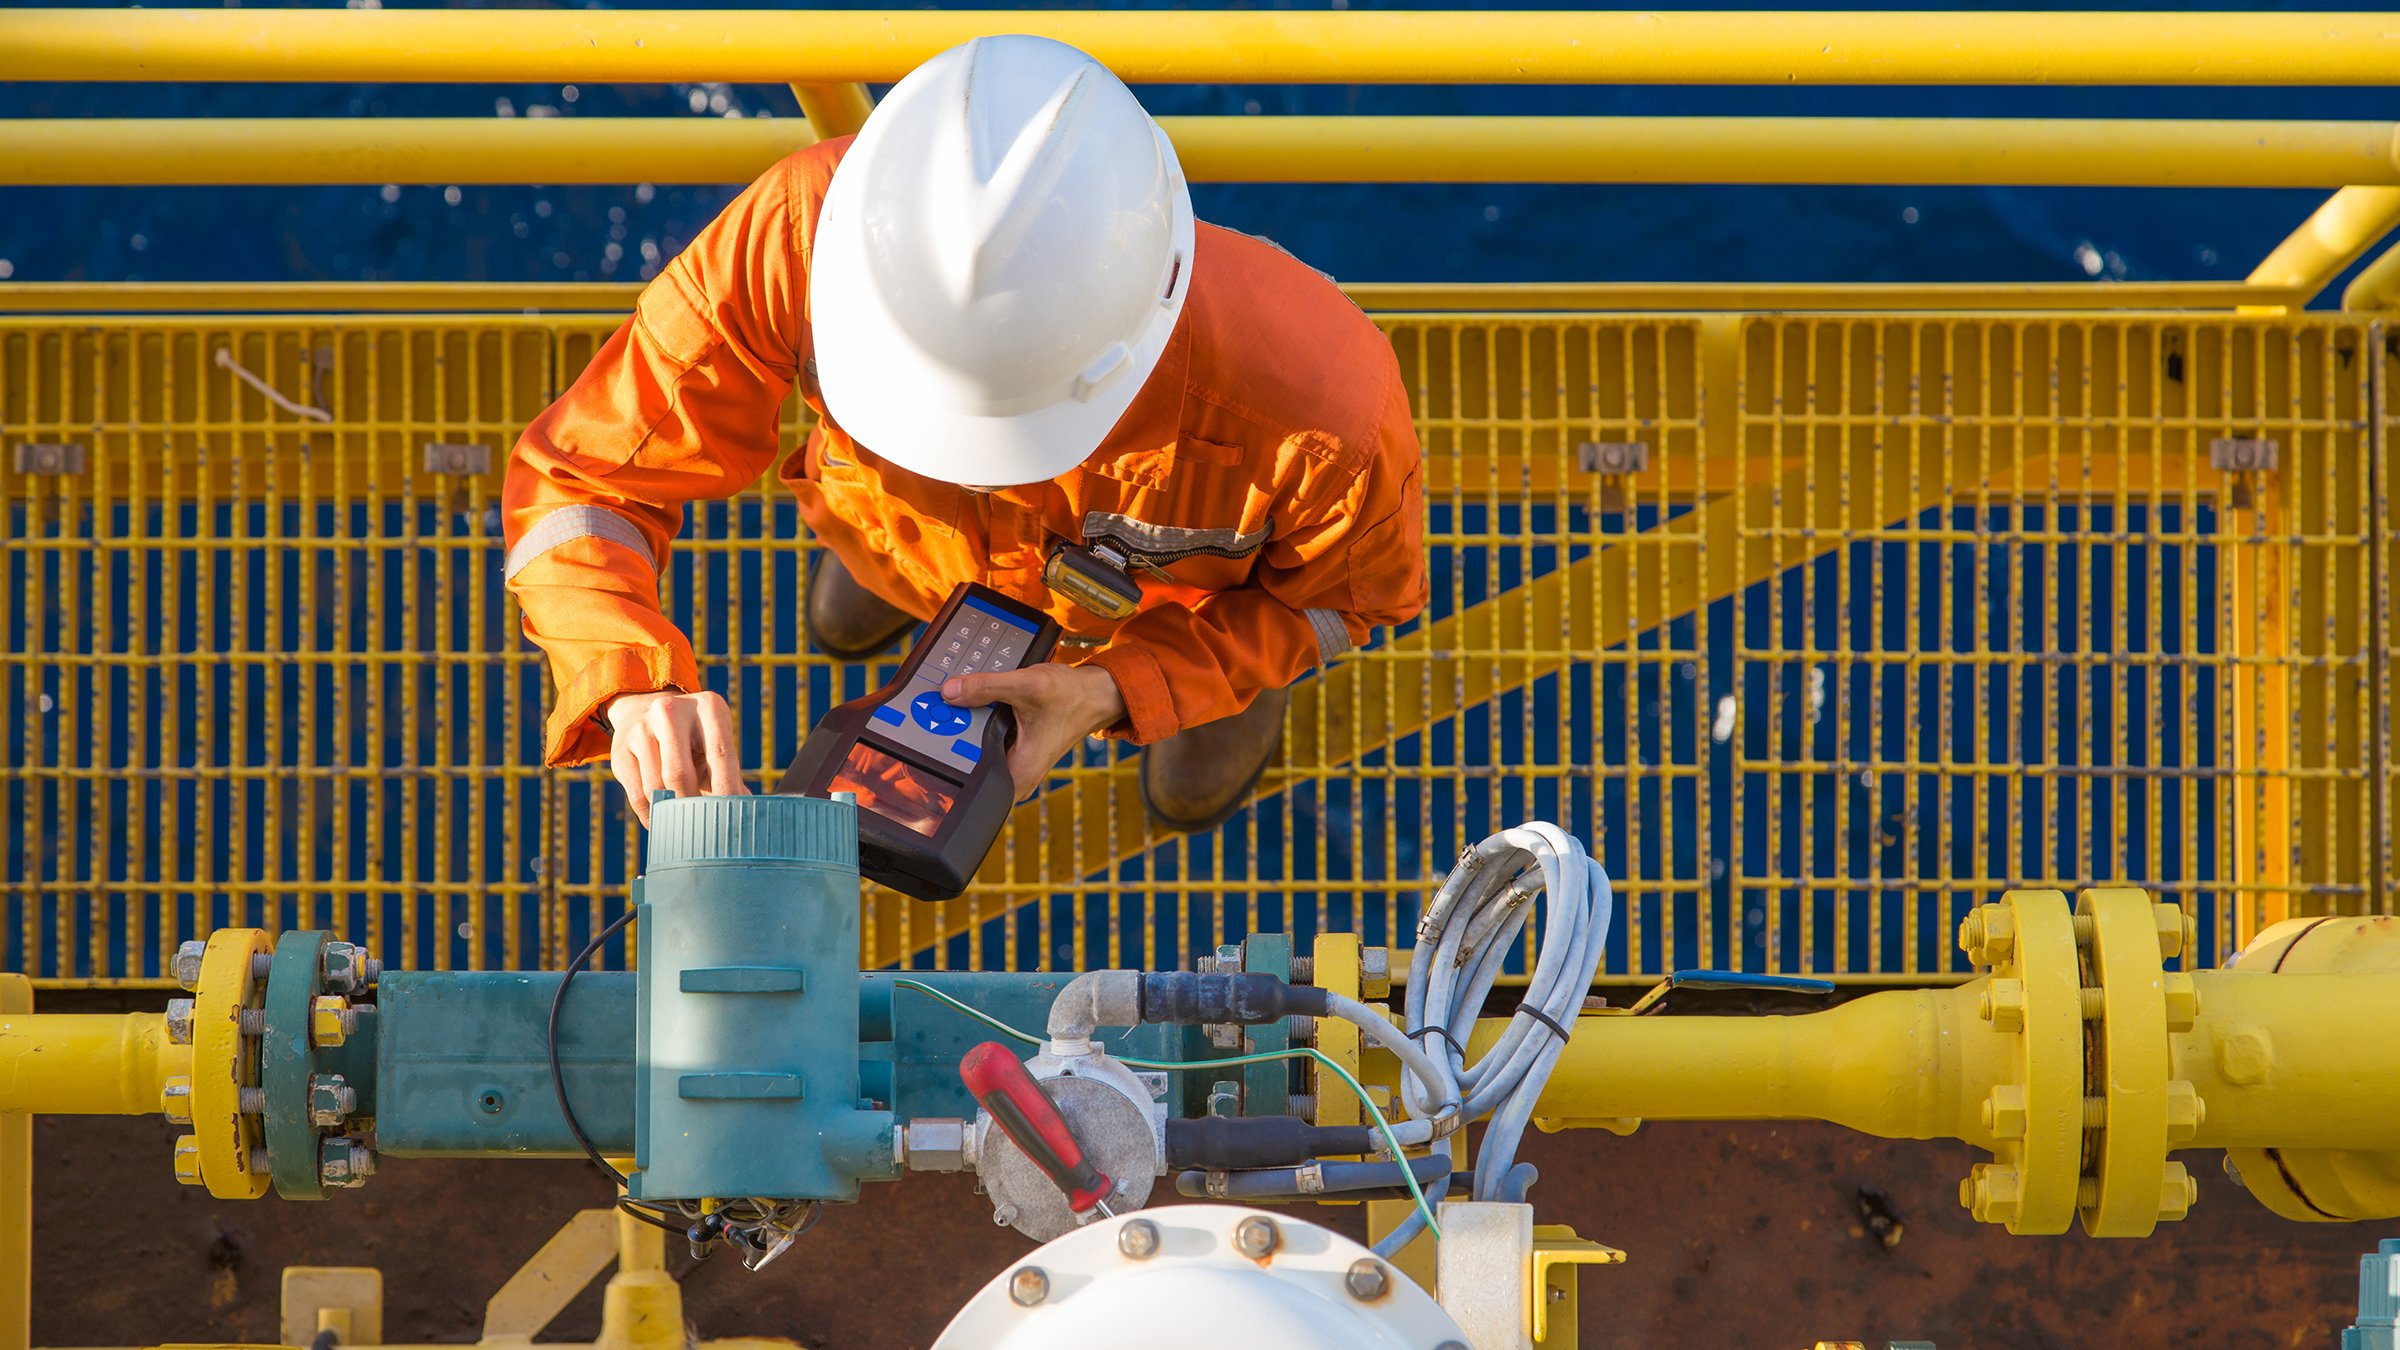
[0,311,2385,986]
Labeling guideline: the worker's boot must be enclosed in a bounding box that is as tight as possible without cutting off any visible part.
[805,551,917,658]
[1138,685,1292,832]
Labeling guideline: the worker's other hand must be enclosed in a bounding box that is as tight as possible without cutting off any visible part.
[603,689,749,828]
[941,663,1126,801]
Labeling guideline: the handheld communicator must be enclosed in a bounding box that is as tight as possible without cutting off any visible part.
[776,583,1060,901]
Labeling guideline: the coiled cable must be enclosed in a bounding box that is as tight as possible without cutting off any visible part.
[1367,822,1613,1257]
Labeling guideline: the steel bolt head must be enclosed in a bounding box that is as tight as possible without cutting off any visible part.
[160,1077,193,1124]
[172,940,208,991]
[1116,1219,1160,1260]
[1008,1266,1049,1307]
[164,998,195,1045]
[1232,1215,1280,1259]
[171,1135,201,1185]
[1344,1258,1389,1302]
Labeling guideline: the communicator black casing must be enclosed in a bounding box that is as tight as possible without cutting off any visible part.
[776,583,1060,900]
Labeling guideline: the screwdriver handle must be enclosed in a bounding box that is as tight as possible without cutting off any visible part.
[960,1041,1115,1214]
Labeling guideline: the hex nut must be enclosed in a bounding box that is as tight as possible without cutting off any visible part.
[320,942,365,994]
[1961,1162,2023,1225]
[1959,904,2016,966]
[172,940,208,991]
[319,1137,375,1189]
[2165,1081,2205,1143]
[164,998,195,1045]
[1008,1266,1049,1307]
[2159,1161,2198,1221]
[1345,1258,1390,1301]
[160,1077,193,1124]
[1360,946,1391,996]
[902,1117,970,1173]
[1233,1215,1280,1259]
[310,995,354,1048]
[1117,1219,1160,1260]
[172,1135,202,1186]
[2161,972,2199,1033]
[1982,1085,2027,1141]
[1979,978,2027,1033]
[2151,902,2188,960]
[309,1074,357,1128]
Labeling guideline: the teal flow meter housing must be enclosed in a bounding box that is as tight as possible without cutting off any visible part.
[628,792,895,1203]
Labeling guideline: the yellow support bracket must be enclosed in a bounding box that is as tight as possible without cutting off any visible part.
[1530,1226,1625,1346]
[0,975,27,1350]
[482,1209,619,1343]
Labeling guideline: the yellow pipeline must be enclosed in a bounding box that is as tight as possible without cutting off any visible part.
[4,10,2391,85]
[1495,985,2010,1148]
[1492,972,2400,1155]
[0,1012,188,1115]
[5,117,2393,188]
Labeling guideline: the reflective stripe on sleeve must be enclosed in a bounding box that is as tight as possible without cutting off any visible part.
[1306,607,1354,665]
[504,504,657,581]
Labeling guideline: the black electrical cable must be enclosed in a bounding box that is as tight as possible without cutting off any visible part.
[549,907,636,1184]
[546,907,687,1236]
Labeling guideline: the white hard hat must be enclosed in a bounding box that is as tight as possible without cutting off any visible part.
[810,35,1196,487]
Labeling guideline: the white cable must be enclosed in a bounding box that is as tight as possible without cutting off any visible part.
[1355,822,1614,1254]
[214,347,333,422]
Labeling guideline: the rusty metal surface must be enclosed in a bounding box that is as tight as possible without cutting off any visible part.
[25,1084,2364,1347]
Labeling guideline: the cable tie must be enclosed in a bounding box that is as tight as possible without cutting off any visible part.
[1407,1024,1467,1056]
[1514,1002,1574,1043]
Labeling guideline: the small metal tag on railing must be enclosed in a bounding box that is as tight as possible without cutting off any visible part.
[422,442,493,476]
[12,442,87,475]
[2209,437,2279,473]
[1577,440,1650,475]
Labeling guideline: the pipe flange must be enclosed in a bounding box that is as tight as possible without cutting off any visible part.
[2073,888,2201,1236]
[188,928,273,1199]
[263,931,334,1199]
[1957,889,2082,1233]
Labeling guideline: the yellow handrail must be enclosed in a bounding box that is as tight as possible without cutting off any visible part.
[4,9,2390,85]
[2346,240,2400,310]
[2248,186,2400,304]
[0,280,2312,314]
[5,117,2393,187]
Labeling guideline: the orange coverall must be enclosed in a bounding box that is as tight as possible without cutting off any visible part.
[503,138,1428,767]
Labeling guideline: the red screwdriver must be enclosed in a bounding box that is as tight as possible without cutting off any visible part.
[960,1041,1118,1218]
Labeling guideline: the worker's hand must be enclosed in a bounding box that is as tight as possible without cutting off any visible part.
[941,663,1126,801]
[603,689,749,828]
